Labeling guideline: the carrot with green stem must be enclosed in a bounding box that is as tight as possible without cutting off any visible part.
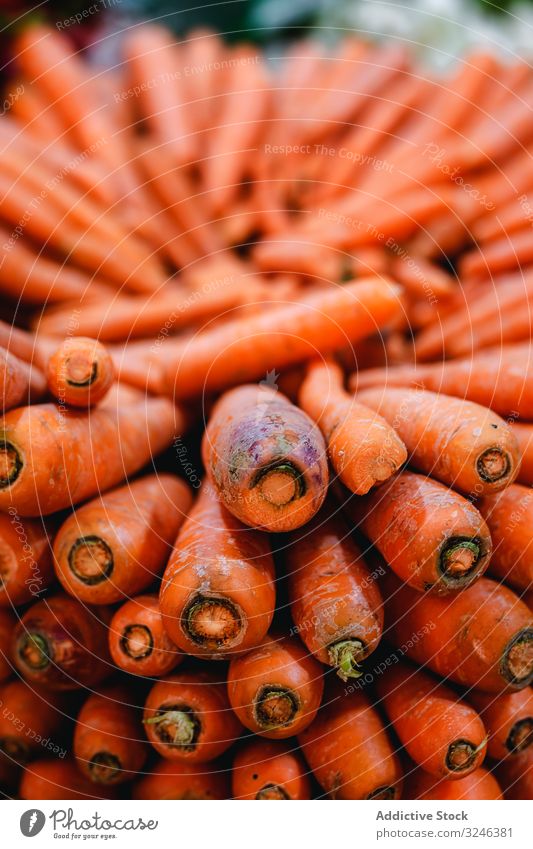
[299,687,403,799]
[133,759,229,800]
[46,337,114,408]
[227,634,324,739]
[479,484,533,593]
[232,739,311,800]
[286,512,383,680]
[383,574,533,692]
[354,386,520,495]
[202,384,328,532]
[12,593,111,690]
[376,660,487,778]
[0,608,15,681]
[0,513,54,606]
[20,759,117,800]
[469,689,533,761]
[0,396,180,516]
[0,680,64,764]
[109,594,183,678]
[346,471,492,593]
[299,359,406,495]
[160,483,275,658]
[405,766,502,800]
[351,343,533,419]
[0,347,45,412]
[143,671,242,762]
[74,685,147,785]
[160,278,402,399]
[53,474,192,604]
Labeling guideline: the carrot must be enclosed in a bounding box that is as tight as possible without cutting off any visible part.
[160,278,402,398]
[469,689,533,760]
[232,739,311,800]
[497,748,533,799]
[460,230,533,281]
[251,239,343,281]
[133,759,229,800]
[46,337,114,408]
[383,574,533,692]
[20,758,116,800]
[109,594,183,678]
[377,660,487,778]
[74,686,147,785]
[53,474,191,604]
[227,634,324,738]
[0,319,39,365]
[202,384,328,532]
[0,512,53,606]
[1,347,46,411]
[12,593,111,690]
[513,422,533,485]
[351,343,533,419]
[347,471,492,593]
[0,680,64,764]
[0,608,15,681]
[355,386,520,495]
[299,359,407,494]
[389,255,455,299]
[0,397,179,516]
[143,671,242,762]
[286,511,383,680]
[404,766,502,800]
[299,687,403,799]
[479,484,533,592]
[160,483,275,658]
[122,25,194,164]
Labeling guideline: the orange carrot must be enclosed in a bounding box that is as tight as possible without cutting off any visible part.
[299,359,406,495]
[160,483,275,658]
[479,484,533,592]
[299,687,403,799]
[13,593,111,690]
[383,574,533,692]
[160,278,401,398]
[202,384,328,532]
[497,749,533,799]
[286,512,383,679]
[143,671,242,762]
[46,337,114,408]
[232,739,311,800]
[347,471,492,593]
[469,689,533,760]
[377,660,487,778]
[53,474,191,604]
[0,608,15,681]
[0,397,179,515]
[20,759,116,800]
[513,422,533,485]
[0,346,45,412]
[133,759,229,800]
[355,386,520,495]
[405,766,502,800]
[109,594,183,678]
[460,230,533,281]
[74,686,147,785]
[0,679,64,763]
[0,512,53,606]
[227,634,324,738]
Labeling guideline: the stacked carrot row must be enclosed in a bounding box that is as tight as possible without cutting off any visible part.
[0,22,532,801]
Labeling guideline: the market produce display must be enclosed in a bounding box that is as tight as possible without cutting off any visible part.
[0,22,533,801]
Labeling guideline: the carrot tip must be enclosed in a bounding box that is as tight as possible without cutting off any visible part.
[17,631,51,670]
[445,738,483,772]
[255,784,290,800]
[328,639,365,681]
[68,536,113,585]
[254,686,299,730]
[506,718,533,754]
[88,752,122,784]
[120,624,154,660]
[255,462,304,506]
[439,538,481,587]
[144,706,199,749]
[503,630,533,685]
[183,595,243,649]
[476,447,511,483]
[0,440,23,489]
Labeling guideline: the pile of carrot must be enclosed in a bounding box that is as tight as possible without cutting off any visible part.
[0,21,532,802]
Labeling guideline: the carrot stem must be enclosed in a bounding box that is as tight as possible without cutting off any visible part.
[0,441,23,488]
[120,625,154,660]
[440,539,481,584]
[17,632,50,670]
[367,786,397,800]
[507,718,533,754]
[68,536,114,585]
[446,738,486,772]
[183,595,243,649]
[254,463,304,507]
[477,448,510,483]
[88,753,122,784]
[328,639,365,681]
[503,631,533,685]
[144,708,198,748]
[254,687,299,730]
[256,784,290,800]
